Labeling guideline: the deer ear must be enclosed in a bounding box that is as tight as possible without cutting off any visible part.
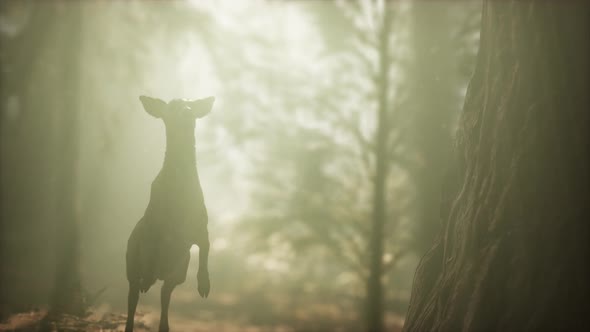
[188,96,215,119]
[139,95,166,118]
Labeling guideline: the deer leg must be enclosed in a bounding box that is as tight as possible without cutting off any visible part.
[159,281,176,332]
[197,238,210,298]
[125,282,140,332]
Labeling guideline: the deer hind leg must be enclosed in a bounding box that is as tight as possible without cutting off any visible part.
[159,249,190,332]
[159,281,177,332]
[126,218,145,331]
[125,282,140,332]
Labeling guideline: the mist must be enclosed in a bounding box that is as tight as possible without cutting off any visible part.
[2,1,587,332]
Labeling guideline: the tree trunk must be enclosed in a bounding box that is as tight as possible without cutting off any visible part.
[366,8,392,332]
[0,2,59,313]
[49,1,85,317]
[0,28,4,323]
[404,1,589,331]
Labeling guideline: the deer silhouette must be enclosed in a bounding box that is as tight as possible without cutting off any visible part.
[125,95,214,332]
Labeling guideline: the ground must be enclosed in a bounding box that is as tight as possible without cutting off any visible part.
[0,305,404,332]
[0,285,404,331]
[0,308,291,332]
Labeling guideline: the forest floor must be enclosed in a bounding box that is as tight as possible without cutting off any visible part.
[0,308,289,331]
[0,306,404,332]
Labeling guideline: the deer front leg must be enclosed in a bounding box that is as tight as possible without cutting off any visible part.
[197,238,210,298]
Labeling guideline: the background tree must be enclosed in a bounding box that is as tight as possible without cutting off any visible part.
[358,3,401,331]
[49,1,85,316]
[404,1,589,331]
[207,1,416,330]
[0,1,61,312]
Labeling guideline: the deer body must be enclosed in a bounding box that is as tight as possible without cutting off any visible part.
[125,95,214,332]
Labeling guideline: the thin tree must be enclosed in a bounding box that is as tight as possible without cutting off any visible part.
[365,5,393,332]
[49,1,85,316]
[404,1,589,331]
[336,2,411,330]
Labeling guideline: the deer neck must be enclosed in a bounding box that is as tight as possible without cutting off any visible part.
[162,128,197,174]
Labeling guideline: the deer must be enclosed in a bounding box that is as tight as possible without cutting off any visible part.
[125,95,214,332]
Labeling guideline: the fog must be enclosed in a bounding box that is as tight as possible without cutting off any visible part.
[0,0,481,330]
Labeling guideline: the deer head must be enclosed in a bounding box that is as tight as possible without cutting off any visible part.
[139,95,215,123]
[139,95,215,166]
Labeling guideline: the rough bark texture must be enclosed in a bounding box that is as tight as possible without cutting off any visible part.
[404,1,589,331]
[0,14,4,321]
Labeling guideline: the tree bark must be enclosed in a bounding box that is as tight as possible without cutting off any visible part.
[404,1,589,331]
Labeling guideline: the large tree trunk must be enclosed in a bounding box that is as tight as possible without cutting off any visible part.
[404,1,589,331]
[0,23,4,321]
